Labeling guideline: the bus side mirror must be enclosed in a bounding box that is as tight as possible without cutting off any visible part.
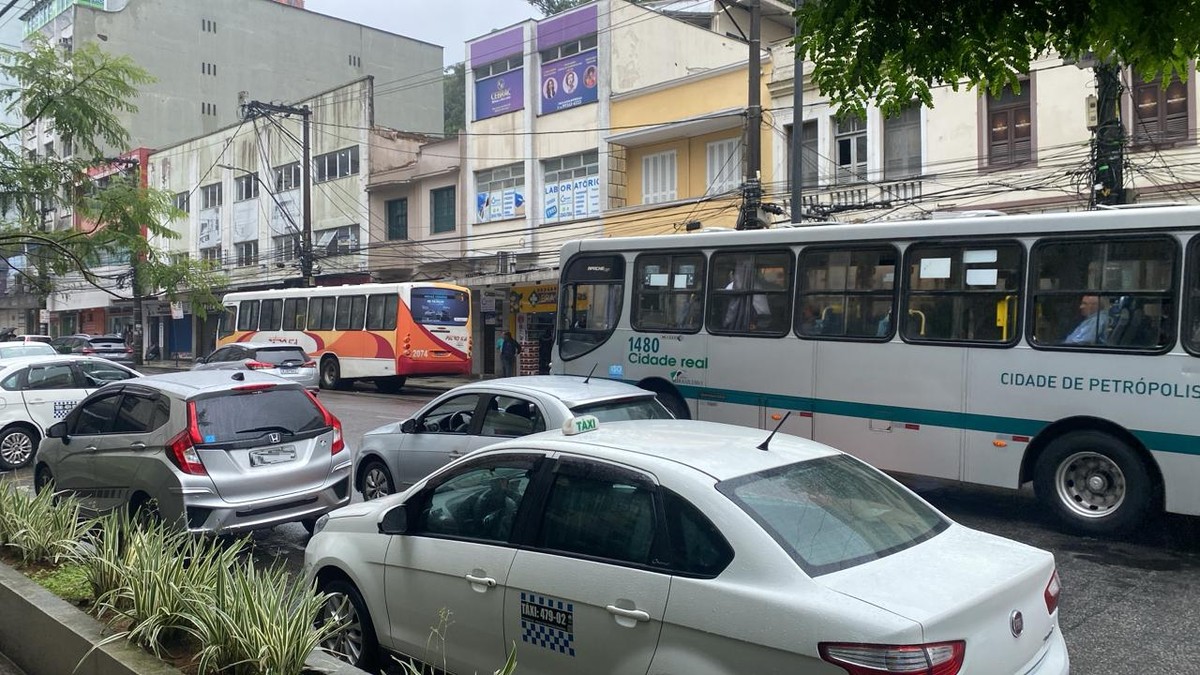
[400,418,417,434]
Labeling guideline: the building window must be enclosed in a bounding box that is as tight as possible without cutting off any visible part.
[201,102,217,116]
[200,183,222,209]
[796,246,898,340]
[315,225,359,256]
[173,192,190,213]
[202,18,217,33]
[474,164,523,223]
[315,146,360,183]
[234,174,259,201]
[202,62,217,76]
[274,162,301,191]
[349,54,361,67]
[1131,68,1188,146]
[884,104,922,180]
[201,246,223,264]
[706,138,742,195]
[987,82,1032,166]
[539,34,597,63]
[475,54,523,79]
[786,120,819,190]
[903,241,1023,344]
[641,150,677,204]
[273,234,299,261]
[542,150,600,224]
[835,113,868,184]
[386,198,408,240]
[235,241,258,267]
[431,186,456,234]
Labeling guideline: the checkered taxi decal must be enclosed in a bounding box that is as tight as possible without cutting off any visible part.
[53,400,78,419]
[519,592,575,657]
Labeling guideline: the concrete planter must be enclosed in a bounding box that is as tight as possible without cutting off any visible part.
[0,561,367,675]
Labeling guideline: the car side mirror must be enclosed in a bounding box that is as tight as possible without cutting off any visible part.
[400,418,417,434]
[378,503,409,535]
[196,356,207,364]
[47,421,68,440]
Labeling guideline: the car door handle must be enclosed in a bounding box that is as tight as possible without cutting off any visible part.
[129,442,146,450]
[449,450,465,458]
[606,605,650,622]
[464,573,496,588]
[84,446,97,452]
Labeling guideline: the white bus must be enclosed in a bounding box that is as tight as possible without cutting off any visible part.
[554,206,1200,536]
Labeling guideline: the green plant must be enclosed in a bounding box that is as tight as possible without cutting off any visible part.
[393,610,518,675]
[28,560,91,603]
[0,482,92,565]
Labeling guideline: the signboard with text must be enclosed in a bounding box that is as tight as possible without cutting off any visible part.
[539,49,598,115]
[474,71,525,121]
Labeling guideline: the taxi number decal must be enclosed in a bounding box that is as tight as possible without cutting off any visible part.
[520,591,575,657]
[53,400,77,419]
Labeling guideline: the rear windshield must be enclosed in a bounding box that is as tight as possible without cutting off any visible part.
[253,347,309,365]
[411,288,469,326]
[0,343,55,358]
[718,455,948,576]
[193,387,326,444]
[572,397,673,422]
[88,338,127,348]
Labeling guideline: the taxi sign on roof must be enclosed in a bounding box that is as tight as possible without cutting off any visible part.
[562,415,599,436]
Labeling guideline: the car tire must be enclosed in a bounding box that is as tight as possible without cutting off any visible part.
[360,460,395,501]
[374,376,406,394]
[317,579,379,672]
[638,381,690,420]
[0,424,38,471]
[1033,430,1156,536]
[33,464,54,495]
[320,357,349,390]
[301,518,317,535]
[129,493,163,529]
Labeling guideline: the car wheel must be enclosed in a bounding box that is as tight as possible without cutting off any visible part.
[375,376,406,394]
[360,460,395,501]
[33,464,54,495]
[320,357,349,390]
[0,425,38,471]
[1033,430,1156,536]
[130,494,163,529]
[317,579,379,671]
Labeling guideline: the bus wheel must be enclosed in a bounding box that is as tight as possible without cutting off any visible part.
[320,357,348,390]
[639,381,690,420]
[1033,430,1156,536]
[375,376,406,394]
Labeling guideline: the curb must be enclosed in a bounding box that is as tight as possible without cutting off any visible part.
[0,560,369,675]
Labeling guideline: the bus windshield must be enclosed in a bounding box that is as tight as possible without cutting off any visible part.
[559,255,625,360]
[412,288,469,327]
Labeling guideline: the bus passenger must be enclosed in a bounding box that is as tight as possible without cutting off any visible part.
[1064,294,1109,345]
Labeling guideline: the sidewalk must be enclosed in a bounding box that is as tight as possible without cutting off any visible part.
[134,359,477,394]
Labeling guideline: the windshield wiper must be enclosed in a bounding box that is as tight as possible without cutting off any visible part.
[234,425,295,436]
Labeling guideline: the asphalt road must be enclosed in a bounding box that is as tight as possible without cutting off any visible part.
[4,386,1200,674]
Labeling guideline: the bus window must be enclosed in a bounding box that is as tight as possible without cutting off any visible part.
[903,242,1022,344]
[707,251,793,337]
[411,288,469,326]
[260,299,283,331]
[236,300,260,332]
[797,246,897,339]
[217,305,237,339]
[1184,237,1200,354]
[366,294,399,330]
[283,298,307,331]
[336,296,366,331]
[311,297,336,331]
[1031,237,1176,350]
[559,255,625,360]
[633,253,705,333]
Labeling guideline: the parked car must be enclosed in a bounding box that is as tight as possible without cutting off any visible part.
[308,418,1068,674]
[11,335,53,344]
[0,355,141,471]
[354,375,673,500]
[34,370,351,534]
[51,334,134,365]
[0,342,57,359]
[193,342,318,390]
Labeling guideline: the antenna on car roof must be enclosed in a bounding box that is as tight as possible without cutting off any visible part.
[582,363,598,384]
[757,412,792,451]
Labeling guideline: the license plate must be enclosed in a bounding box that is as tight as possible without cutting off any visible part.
[249,446,296,467]
[280,367,298,374]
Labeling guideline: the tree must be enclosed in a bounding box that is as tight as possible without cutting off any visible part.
[443,62,465,135]
[793,0,1200,116]
[0,35,223,356]
[525,0,590,15]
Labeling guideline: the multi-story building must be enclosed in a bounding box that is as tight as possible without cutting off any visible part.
[0,4,40,333]
[146,78,431,357]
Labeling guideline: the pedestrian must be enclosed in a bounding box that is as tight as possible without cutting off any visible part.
[499,330,522,378]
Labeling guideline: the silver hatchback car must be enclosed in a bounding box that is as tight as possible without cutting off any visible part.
[193,342,319,390]
[34,370,351,533]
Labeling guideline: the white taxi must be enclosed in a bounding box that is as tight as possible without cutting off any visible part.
[0,355,141,470]
[305,417,1069,675]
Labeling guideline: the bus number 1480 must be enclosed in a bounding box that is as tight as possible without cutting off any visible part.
[628,337,660,353]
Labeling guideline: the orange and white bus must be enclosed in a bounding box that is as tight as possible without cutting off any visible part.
[217,282,471,391]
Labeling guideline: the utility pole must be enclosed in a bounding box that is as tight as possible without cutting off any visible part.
[738,0,765,230]
[1092,62,1125,207]
[790,19,803,223]
[241,100,314,286]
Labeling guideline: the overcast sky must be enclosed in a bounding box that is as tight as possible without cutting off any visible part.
[303,0,540,67]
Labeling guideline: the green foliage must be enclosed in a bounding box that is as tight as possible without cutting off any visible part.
[394,610,518,675]
[793,0,1200,117]
[0,482,91,566]
[28,560,91,603]
[525,0,590,15]
[444,63,466,136]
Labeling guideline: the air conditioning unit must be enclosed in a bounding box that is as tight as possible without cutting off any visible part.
[498,250,516,275]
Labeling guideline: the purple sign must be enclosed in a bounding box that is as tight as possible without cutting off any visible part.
[537,5,597,51]
[470,26,525,69]
[475,70,525,121]
[539,49,598,114]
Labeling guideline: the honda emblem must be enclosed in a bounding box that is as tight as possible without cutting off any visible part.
[268,432,281,445]
[1010,610,1024,637]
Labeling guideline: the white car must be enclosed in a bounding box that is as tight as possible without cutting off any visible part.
[0,355,141,471]
[306,418,1068,675]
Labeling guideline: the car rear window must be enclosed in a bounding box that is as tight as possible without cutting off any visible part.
[0,343,55,358]
[252,347,309,365]
[718,455,948,576]
[88,338,127,349]
[571,397,673,422]
[192,387,326,443]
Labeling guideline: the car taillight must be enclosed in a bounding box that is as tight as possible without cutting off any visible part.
[302,360,316,368]
[81,347,96,354]
[819,641,965,675]
[1045,569,1061,614]
[304,389,344,455]
[125,347,133,354]
[166,401,207,475]
[244,360,272,370]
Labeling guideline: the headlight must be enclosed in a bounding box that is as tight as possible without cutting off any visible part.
[312,514,330,536]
